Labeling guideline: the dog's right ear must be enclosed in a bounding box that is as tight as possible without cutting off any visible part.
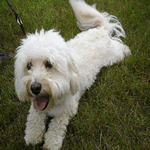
[68,61,79,95]
[14,53,29,102]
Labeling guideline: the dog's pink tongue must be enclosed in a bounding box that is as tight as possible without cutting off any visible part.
[35,96,49,110]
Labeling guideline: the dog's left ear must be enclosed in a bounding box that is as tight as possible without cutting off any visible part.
[68,62,79,95]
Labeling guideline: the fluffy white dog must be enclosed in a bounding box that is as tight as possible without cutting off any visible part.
[14,0,131,149]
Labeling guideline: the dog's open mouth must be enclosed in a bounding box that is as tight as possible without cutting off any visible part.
[34,95,49,110]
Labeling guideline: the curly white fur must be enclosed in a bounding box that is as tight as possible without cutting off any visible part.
[14,0,131,149]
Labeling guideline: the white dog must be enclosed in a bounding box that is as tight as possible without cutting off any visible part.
[14,0,131,149]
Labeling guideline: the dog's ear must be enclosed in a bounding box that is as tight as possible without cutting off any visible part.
[14,54,30,102]
[68,62,79,95]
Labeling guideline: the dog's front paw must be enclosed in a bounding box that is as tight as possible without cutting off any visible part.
[43,141,62,150]
[43,132,63,150]
[24,128,45,146]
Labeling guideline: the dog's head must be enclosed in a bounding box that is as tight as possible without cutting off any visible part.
[14,29,79,111]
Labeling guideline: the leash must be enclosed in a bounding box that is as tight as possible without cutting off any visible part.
[6,0,26,38]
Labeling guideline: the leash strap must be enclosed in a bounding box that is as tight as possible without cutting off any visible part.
[6,0,26,38]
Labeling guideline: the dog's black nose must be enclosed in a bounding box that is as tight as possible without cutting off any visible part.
[30,82,42,95]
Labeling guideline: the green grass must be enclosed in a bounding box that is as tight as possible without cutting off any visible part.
[0,0,149,149]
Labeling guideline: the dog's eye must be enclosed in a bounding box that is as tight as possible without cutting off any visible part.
[27,62,32,70]
[45,61,52,69]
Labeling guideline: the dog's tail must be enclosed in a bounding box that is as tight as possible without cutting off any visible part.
[69,0,125,42]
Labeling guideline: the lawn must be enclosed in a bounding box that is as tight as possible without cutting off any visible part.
[0,0,149,149]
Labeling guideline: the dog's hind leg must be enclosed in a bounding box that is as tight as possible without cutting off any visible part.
[24,102,47,146]
[69,0,131,68]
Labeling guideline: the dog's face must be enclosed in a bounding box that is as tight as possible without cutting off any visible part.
[14,29,79,111]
